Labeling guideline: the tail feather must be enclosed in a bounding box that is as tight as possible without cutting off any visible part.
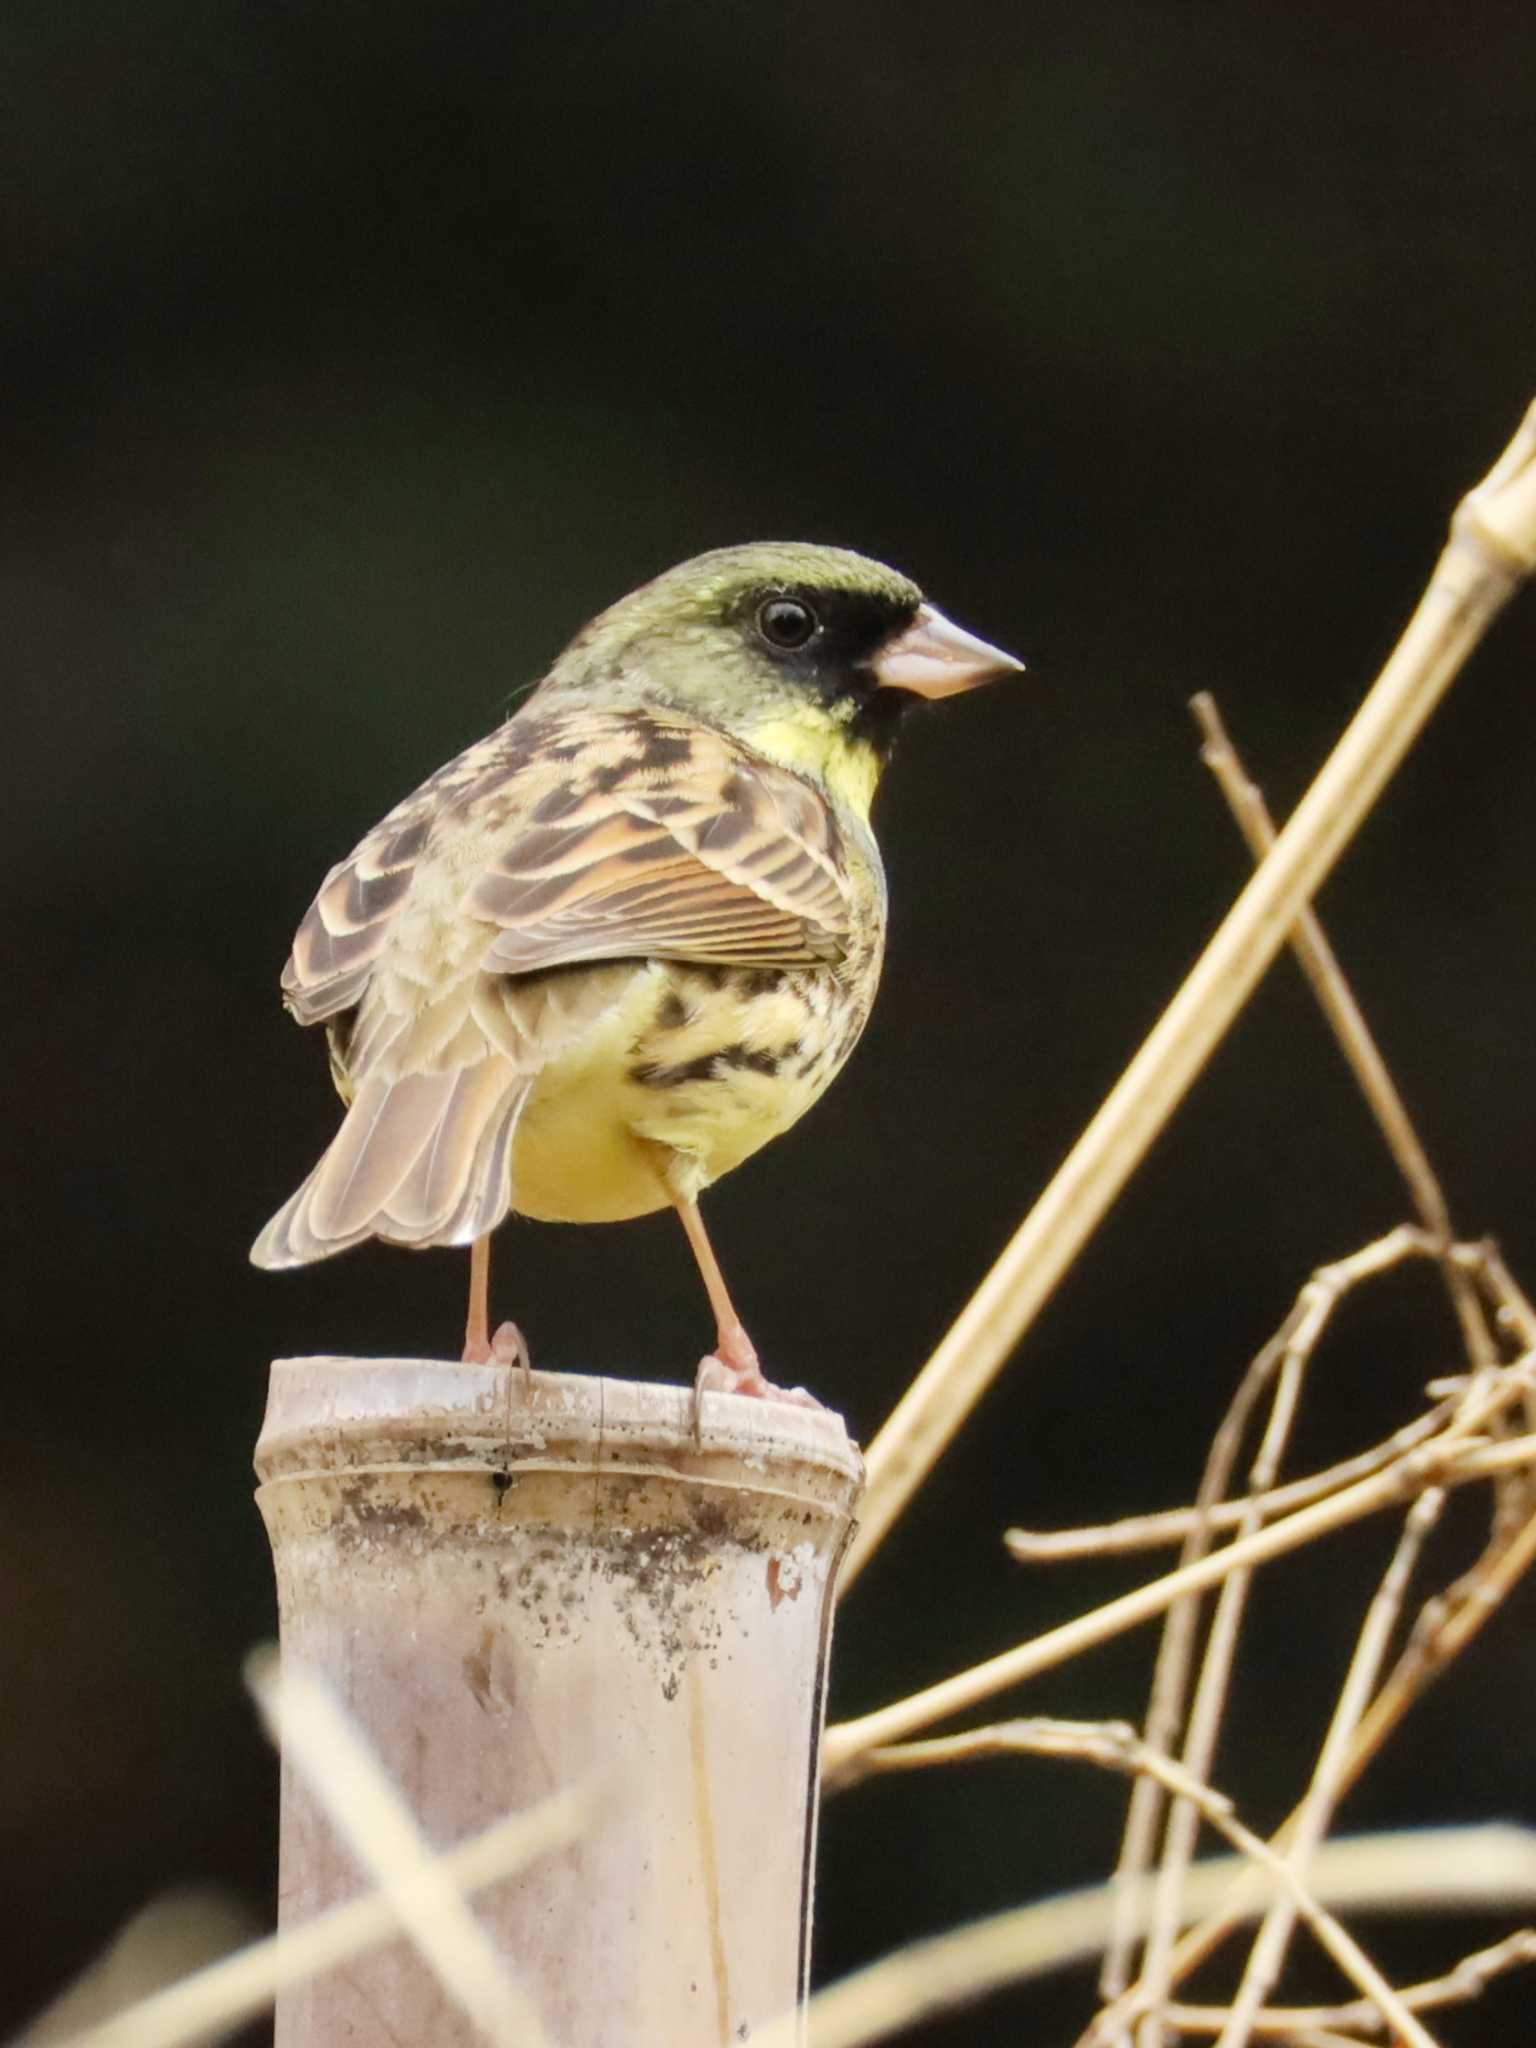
[433,1074,529,1246]
[307,1070,458,1240]
[385,1061,521,1234]
[250,1055,527,1268]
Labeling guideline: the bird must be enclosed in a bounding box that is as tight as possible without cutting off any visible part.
[251,542,1022,1406]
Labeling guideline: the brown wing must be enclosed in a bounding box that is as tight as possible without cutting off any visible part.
[280,711,851,1030]
[279,721,531,1026]
[466,719,852,974]
[281,804,439,1026]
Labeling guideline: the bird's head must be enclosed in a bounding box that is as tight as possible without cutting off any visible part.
[541,541,1023,818]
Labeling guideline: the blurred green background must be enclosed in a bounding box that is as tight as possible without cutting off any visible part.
[6,2,1536,2039]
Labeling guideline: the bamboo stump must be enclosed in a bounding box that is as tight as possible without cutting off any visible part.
[255,1357,864,2046]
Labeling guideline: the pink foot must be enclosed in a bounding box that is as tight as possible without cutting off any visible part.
[694,1353,822,1408]
[489,1320,529,1367]
[692,1322,825,1426]
[463,1321,532,1392]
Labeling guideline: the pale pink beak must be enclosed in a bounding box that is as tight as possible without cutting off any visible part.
[870,602,1024,699]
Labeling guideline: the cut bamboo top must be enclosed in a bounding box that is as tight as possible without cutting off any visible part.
[255,1357,864,1512]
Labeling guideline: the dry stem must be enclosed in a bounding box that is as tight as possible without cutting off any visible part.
[1073,675,1531,2031]
[1190,691,1497,1374]
[1098,1329,1288,2010]
[825,1449,1524,1781]
[1127,1238,1421,2042]
[56,1782,588,2048]
[1085,1366,1536,2041]
[829,1219,1536,2042]
[1162,1927,1536,2036]
[1011,1256,1535,1564]
[755,1826,1536,2048]
[842,399,1536,1592]
[825,1338,1534,1783]
[1212,1491,1445,2048]
[1006,1403,1452,1561]
[1100,1486,1536,2037]
[849,1718,1427,2043]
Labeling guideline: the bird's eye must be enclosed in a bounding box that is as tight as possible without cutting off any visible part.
[756,596,819,652]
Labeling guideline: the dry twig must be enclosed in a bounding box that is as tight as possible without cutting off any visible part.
[824,1386,1533,1782]
[23,1895,259,2047]
[1190,691,1497,1375]
[1006,1403,1452,1562]
[1162,1926,1536,2036]
[841,398,1536,1591]
[749,1826,1536,2048]
[1098,1313,1304,2012]
[55,1780,588,2048]
[1213,1492,1445,2048]
[848,1718,1428,2043]
[829,1212,1536,2043]
[1125,1234,1429,2042]
[1086,1371,1536,2041]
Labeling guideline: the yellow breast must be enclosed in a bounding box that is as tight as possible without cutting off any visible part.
[509,960,864,1223]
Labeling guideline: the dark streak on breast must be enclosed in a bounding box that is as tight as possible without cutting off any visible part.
[630,1042,785,1089]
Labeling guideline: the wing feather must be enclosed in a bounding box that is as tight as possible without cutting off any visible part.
[279,708,852,1024]
[279,726,513,1025]
[466,718,852,974]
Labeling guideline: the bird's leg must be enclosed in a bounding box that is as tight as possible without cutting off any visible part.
[672,1194,822,1420]
[461,1233,531,1389]
[463,1234,492,1361]
[674,1194,769,1395]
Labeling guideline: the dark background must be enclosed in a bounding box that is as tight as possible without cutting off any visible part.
[6,2,1535,2040]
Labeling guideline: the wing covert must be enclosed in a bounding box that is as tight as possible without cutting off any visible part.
[281,808,434,1024]
[277,708,854,1031]
[466,720,852,973]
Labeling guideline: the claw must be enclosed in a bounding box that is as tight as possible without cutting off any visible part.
[463,1318,532,1396]
[692,1349,826,1437]
[491,1320,532,1395]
